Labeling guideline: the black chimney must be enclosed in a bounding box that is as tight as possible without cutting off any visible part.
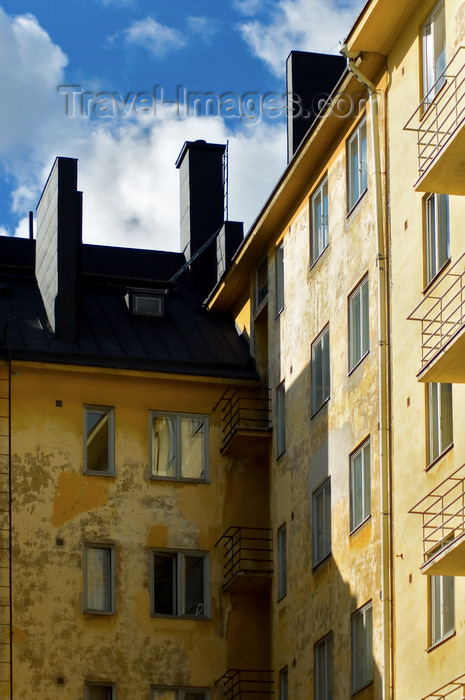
[286,51,346,162]
[176,140,226,294]
[35,157,82,341]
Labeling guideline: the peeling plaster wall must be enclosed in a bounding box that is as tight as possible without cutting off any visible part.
[9,364,269,698]
[248,93,385,697]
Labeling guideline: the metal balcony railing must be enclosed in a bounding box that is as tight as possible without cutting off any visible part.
[409,464,465,566]
[421,672,465,699]
[216,527,273,590]
[408,252,465,375]
[404,46,465,185]
[217,388,271,452]
[216,669,274,699]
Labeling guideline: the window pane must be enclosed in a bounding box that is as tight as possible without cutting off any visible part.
[443,576,455,636]
[428,383,452,463]
[349,135,359,207]
[86,409,111,472]
[180,417,205,479]
[86,547,112,612]
[280,668,288,700]
[278,524,287,598]
[423,2,446,99]
[360,122,368,193]
[184,693,207,700]
[351,452,363,529]
[440,383,453,452]
[152,416,176,477]
[352,603,372,692]
[277,384,286,457]
[437,194,449,270]
[256,256,268,305]
[153,553,176,615]
[324,482,331,555]
[184,556,205,616]
[276,243,284,313]
[361,278,369,356]
[350,289,361,368]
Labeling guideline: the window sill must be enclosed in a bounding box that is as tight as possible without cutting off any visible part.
[151,614,210,621]
[348,350,369,377]
[312,551,331,571]
[350,514,371,537]
[149,475,209,484]
[83,470,115,477]
[352,680,373,696]
[425,442,453,472]
[427,629,456,652]
[310,243,329,271]
[346,188,368,218]
[277,592,287,603]
[84,610,116,616]
[311,396,330,419]
[423,257,451,295]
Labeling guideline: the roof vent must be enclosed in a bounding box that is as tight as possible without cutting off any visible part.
[125,289,166,317]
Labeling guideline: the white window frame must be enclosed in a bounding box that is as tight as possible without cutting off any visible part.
[150,411,209,482]
[429,575,455,646]
[352,601,373,693]
[150,549,209,619]
[85,682,116,700]
[348,275,370,371]
[424,193,449,286]
[276,242,285,315]
[427,383,453,465]
[276,382,286,458]
[277,523,287,599]
[350,438,371,532]
[311,325,330,416]
[151,687,209,699]
[314,633,333,700]
[83,544,115,615]
[347,117,367,212]
[310,175,329,265]
[279,667,288,700]
[83,406,115,475]
[313,479,331,566]
[422,0,446,103]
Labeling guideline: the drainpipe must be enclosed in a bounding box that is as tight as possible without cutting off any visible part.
[340,45,392,700]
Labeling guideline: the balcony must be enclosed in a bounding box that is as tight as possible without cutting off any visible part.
[404,46,465,194]
[408,253,465,382]
[409,464,465,575]
[421,673,465,700]
[216,527,272,593]
[216,670,274,699]
[217,388,271,456]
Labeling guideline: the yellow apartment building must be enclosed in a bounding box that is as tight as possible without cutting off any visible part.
[209,0,465,698]
[2,1,465,698]
[0,147,273,699]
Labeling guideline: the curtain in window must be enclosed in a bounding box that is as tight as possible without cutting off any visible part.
[86,547,111,612]
[180,418,204,479]
[152,416,176,476]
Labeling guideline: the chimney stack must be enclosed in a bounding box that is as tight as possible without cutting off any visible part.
[286,51,346,161]
[176,140,227,294]
[35,157,82,341]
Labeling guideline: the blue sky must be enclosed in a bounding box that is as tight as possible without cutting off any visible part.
[0,0,364,251]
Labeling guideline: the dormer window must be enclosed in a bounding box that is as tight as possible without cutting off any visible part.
[125,289,165,317]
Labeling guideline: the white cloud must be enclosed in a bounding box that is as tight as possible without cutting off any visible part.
[0,8,286,252]
[237,0,365,76]
[74,114,286,251]
[0,8,67,152]
[233,0,269,16]
[186,16,221,42]
[117,16,186,57]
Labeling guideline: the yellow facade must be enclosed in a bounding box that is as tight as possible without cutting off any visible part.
[3,360,270,698]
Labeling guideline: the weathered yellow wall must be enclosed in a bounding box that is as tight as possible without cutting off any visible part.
[9,363,269,698]
[387,0,465,697]
[246,93,386,696]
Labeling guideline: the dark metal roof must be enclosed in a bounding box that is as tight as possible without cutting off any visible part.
[0,236,256,380]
